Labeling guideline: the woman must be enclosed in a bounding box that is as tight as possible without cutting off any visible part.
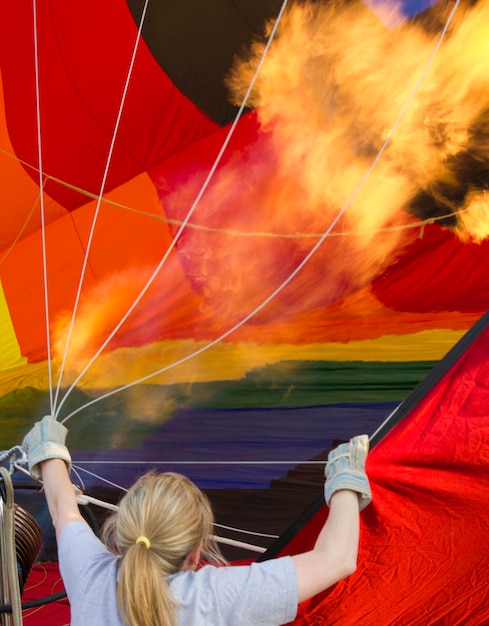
[22,415,371,626]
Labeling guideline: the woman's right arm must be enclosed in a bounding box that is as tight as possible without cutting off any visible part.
[291,435,371,602]
[291,489,360,602]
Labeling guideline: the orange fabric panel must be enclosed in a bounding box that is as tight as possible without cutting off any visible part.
[0,75,68,253]
[0,174,202,363]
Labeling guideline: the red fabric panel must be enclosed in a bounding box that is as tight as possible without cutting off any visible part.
[283,321,489,624]
[372,224,489,313]
[22,563,69,626]
[0,0,218,211]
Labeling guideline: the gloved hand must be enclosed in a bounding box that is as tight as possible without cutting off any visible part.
[324,434,372,511]
[22,415,71,481]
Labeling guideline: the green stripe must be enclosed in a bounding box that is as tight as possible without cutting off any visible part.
[184,360,438,407]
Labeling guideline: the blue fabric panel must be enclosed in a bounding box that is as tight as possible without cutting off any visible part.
[71,402,398,489]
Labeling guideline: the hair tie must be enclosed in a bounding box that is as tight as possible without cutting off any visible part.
[136,536,151,550]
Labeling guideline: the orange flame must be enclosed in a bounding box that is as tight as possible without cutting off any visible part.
[226,0,489,242]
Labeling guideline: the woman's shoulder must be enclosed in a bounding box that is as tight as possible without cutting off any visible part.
[58,520,117,569]
[170,558,296,604]
[169,558,298,625]
[59,519,100,545]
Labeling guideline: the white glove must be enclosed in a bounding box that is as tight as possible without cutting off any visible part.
[22,415,71,480]
[324,434,372,511]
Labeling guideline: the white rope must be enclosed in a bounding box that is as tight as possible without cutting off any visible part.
[55,0,291,421]
[0,447,28,476]
[6,462,274,551]
[214,523,279,539]
[32,0,54,416]
[71,465,281,547]
[370,401,403,441]
[72,459,326,465]
[74,491,119,512]
[52,0,151,417]
[212,535,266,554]
[0,152,456,240]
[59,0,460,424]
[72,465,128,492]
[74,492,275,552]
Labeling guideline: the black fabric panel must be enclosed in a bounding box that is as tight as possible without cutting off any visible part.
[126,0,285,125]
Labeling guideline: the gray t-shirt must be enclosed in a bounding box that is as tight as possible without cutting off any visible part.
[59,521,298,626]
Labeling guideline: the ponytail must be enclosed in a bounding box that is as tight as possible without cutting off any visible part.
[118,542,176,626]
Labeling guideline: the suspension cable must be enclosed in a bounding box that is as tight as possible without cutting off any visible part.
[59,0,461,424]
[32,0,53,417]
[54,0,291,420]
[52,0,151,415]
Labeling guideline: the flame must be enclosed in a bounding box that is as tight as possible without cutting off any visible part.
[51,258,203,369]
[51,269,145,364]
[50,0,489,380]
[457,190,489,243]
[160,0,489,321]
[226,0,489,241]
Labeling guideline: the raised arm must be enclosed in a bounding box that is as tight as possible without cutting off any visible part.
[22,416,85,540]
[291,435,371,602]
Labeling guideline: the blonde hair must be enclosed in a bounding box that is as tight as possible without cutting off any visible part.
[101,472,224,626]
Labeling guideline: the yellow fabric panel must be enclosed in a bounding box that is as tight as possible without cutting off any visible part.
[0,328,464,399]
[0,279,27,370]
[312,328,466,362]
